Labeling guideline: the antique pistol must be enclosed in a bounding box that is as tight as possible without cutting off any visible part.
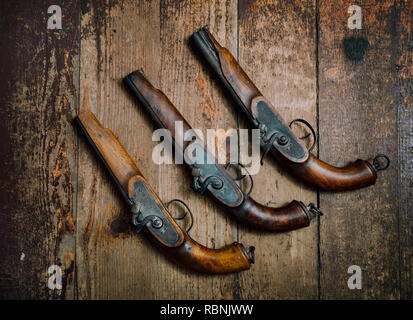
[190,26,389,191]
[74,110,254,273]
[124,70,321,231]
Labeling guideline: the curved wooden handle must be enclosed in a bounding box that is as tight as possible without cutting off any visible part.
[228,199,311,231]
[280,153,376,191]
[193,27,379,191]
[156,234,253,274]
[75,110,253,273]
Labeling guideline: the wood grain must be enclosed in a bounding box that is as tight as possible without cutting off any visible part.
[318,0,402,299]
[76,111,253,273]
[192,25,381,191]
[76,0,245,299]
[0,0,410,300]
[237,0,318,299]
[125,70,312,231]
[0,1,79,299]
[77,110,141,191]
[395,0,412,300]
[76,0,164,299]
[156,0,241,299]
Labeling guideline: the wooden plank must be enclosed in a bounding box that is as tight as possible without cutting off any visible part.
[2,0,407,300]
[76,0,241,299]
[396,0,413,300]
[76,0,163,299]
[237,0,319,299]
[158,0,240,299]
[0,1,79,299]
[318,0,401,299]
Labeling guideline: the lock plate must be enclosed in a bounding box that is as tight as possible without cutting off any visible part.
[252,98,309,163]
[185,142,243,207]
[130,179,182,247]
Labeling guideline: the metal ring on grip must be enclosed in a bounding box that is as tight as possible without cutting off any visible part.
[372,154,390,171]
[165,199,194,233]
[289,118,317,152]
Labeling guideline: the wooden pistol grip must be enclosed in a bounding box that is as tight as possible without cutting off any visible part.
[281,154,377,191]
[76,111,253,273]
[229,199,311,231]
[127,176,253,273]
[195,27,380,191]
[158,234,253,274]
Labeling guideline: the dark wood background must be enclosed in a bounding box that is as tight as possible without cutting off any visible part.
[0,0,411,299]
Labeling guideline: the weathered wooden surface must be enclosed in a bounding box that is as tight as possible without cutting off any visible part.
[0,1,79,299]
[318,0,411,299]
[157,0,241,299]
[77,0,245,299]
[395,0,412,300]
[237,0,318,299]
[0,0,411,299]
[76,0,163,299]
